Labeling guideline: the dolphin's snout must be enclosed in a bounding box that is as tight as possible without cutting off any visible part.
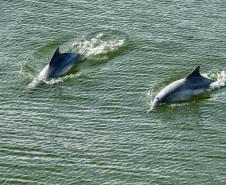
[150,98,160,111]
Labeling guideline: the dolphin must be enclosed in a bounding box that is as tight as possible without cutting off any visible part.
[150,66,215,110]
[29,48,81,87]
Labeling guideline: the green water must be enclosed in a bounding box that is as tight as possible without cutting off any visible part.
[1,0,226,184]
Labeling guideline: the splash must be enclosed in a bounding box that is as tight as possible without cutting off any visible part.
[203,71,226,90]
[71,33,125,59]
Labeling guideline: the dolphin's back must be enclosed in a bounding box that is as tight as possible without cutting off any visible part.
[158,75,214,103]
[49,48,81,77]
[50,53,80,68]
[186,75,214,89]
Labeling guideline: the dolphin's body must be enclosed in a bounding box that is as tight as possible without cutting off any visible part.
[30,48,81,87]
[151,66,215,110]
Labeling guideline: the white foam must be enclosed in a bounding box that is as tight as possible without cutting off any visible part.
[72,34,125,58]
[210,71,226,89]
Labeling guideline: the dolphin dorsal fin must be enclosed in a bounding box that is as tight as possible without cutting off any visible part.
[186,66,201,79]
[49,48,61,66]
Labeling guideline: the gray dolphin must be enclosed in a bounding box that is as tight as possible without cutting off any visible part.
[150,66,215,110]
[29,48,81,87]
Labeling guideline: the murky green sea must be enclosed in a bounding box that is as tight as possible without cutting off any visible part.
[1,0,226,184]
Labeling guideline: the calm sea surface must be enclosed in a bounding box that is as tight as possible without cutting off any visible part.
[1,0,226,184]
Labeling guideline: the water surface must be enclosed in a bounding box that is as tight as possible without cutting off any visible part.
[0,0,226,184]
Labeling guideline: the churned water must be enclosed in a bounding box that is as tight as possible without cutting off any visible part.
[0,0,226,184]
